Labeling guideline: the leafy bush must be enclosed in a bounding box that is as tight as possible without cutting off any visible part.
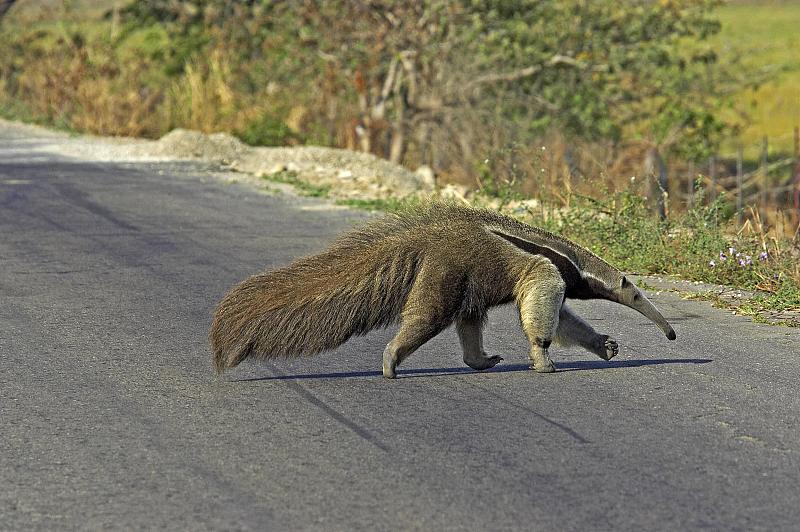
[238,113,296,147]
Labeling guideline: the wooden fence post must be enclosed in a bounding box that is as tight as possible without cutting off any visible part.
[708,154,717,202]
[760,135,768,213]
[645,146,669,220]
[737,146,744,225]
[794,126,800,211]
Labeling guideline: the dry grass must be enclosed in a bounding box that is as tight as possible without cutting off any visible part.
[1,27,165,137]
[738,207,800,289]
[0,27,263,139]
[166,50,261,134]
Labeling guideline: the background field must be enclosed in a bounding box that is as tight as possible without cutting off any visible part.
[714,1,800,156]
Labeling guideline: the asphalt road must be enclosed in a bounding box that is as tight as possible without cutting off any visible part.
[2,123,800,531]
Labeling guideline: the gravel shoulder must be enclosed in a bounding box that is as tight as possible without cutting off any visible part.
[0,118,433,198]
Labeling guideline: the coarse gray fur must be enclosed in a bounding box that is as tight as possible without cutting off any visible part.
[209,202,676,377]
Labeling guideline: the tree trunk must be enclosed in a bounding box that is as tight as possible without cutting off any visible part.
[644,147,669,220]
[389,90,406,164]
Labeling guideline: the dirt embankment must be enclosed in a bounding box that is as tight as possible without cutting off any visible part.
[7,120,438,199]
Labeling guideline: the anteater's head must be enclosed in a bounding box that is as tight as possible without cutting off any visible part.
[591,273,677,341]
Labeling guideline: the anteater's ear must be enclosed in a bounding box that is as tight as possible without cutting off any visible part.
[620,275,630,289]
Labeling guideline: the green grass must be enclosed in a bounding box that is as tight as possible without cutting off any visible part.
[261,171,330,198]
[0,99,79,134]
[686,283,800,326]
[741,282,800,317]
[715,3,800,154]
[334,197,420,213]
[260,173,424,212]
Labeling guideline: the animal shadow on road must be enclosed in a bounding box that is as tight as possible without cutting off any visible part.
[235,357,712,382]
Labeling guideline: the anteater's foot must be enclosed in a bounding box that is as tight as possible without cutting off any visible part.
[597,335,619,361]
[382,345,397,379]
[531,358,556,373]
[463,352,504,371]
[530,348,556,373]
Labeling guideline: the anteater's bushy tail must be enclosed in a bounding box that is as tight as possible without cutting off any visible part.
[209,236,420,373]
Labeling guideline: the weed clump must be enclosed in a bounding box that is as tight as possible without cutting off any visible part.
[261,171,330,198]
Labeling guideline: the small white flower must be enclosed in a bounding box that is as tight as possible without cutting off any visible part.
[709,260,716,267]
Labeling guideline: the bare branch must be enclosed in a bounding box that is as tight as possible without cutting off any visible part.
[380,56,400,102]
[464,54,605,90]
[398,50,418,105]
[316,50,339,63]
[468,65,542,87]
[372,56,400,120]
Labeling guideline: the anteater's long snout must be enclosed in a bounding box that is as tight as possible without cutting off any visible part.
[627,291,677,340]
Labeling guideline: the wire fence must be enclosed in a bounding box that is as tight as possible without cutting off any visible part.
[678,127,800,225]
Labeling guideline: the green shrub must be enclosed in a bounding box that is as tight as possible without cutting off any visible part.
[238,113,295,147]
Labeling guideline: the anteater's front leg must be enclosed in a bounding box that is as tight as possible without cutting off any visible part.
[515,261,566,373]
[456,316,503,371]
[556,304,618,361]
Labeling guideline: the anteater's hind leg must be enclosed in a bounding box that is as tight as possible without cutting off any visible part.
[515,260,566,373]
[556,304,619,361]
[381,318,447,379]
[456,316,503,371]
[382,263,461,379]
